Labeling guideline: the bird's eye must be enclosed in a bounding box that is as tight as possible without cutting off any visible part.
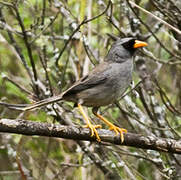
[122,40,135,50]
[115,53,120,59]
[114,53,125,63]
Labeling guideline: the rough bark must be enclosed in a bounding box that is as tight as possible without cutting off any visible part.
[0,118,181,154]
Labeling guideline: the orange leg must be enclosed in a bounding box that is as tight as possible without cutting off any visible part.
[78,104,101,141]
[93,108,127,143]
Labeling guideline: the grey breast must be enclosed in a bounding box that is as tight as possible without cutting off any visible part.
[78,60,133,107]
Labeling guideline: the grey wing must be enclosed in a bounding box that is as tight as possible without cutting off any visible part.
[63,62,110,96]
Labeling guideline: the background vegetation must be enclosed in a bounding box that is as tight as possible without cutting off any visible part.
[0,0,181,179]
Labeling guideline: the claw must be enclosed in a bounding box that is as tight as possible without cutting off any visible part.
[84,124,102,141]
[78,104,102,142]
[109,126,127,142]
[93,111,127,143]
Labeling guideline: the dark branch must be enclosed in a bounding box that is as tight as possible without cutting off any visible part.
[0,119,181,154]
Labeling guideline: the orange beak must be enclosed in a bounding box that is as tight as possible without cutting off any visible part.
[134,40,148,48]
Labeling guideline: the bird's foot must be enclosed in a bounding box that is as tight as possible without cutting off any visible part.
[84,124,102,142]
[109,125,127,143]
[77,104,102,141]
[93,111,127,143]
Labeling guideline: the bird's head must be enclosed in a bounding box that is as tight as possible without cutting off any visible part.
[120,37,148,54]
[105,37,148,63]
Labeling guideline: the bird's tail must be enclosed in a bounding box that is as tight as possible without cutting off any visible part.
[23,94,63,111]
[0,101,28,110]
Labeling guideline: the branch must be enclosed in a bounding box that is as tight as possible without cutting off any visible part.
[0,119,181,154]
[55,0,111,66]
[129,1,181,35]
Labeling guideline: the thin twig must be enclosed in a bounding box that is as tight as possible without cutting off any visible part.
[129,1,181,35]
[30,12,59,44]
[13,4,39,95]
[55,0,111,66]
[127,0,181,60]
[0,7,33,81]
[3,76,34,96]
[154,79,181,116]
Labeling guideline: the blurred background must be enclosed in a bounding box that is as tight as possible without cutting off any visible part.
[0,0,181,179]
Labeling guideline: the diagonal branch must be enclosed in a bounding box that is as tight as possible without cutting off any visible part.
[0,119,181,154]
[55,0,111,66]
[129,1,181,35]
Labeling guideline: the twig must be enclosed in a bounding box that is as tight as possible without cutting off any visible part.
[30,12,59,44]
[0,102,27,109]
[127,0,181,60]
[13,4,39,95]
[154,79,181,116]
[129,1,181,35]
[119,80,143,100]
[38,47,53,96]
[3,76,34,96]
[137,87,155,121]
[0,8,33,81]
[55,0,111,66]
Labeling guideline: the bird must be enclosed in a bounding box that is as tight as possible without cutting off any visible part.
[23,37,148,142]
